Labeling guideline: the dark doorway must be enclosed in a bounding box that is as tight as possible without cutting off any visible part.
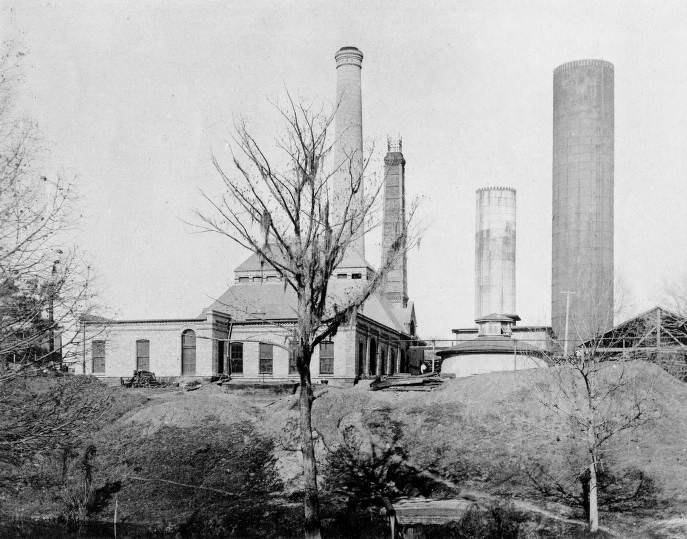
[217,340,225,374]
[136,339,150,371]
[357,341,365,376]
[181,330,196,375]
[368,338,377,375]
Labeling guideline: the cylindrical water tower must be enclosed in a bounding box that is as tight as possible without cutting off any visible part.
[474,186,516,319]
[552,59,614,346]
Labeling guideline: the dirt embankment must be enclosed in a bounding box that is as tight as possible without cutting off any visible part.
[5,362,686,537]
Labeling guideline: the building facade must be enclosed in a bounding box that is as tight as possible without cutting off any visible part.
[78,257,416,384]
[76,45,418,385]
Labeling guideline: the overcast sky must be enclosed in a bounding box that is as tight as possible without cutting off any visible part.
[4,0,687,338]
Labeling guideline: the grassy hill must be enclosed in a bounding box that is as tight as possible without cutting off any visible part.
[3,360,687,537]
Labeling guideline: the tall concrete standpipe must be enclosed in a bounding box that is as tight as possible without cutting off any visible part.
[552,59,614,347]
[474,187,516,319]
[334,46,365,259]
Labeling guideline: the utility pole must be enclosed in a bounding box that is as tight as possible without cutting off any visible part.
[431,339,436,373]
[561,291,575,356]
[48,256,61,366]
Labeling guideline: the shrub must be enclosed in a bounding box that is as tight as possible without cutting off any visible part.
[526,459,660,516]
[59,444,121,526]
[322,424,447,510]
[114,421,284,536]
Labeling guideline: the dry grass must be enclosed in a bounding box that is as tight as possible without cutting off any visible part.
[5,361,685,536]
[309,361,687,513]
[119,384,261,431]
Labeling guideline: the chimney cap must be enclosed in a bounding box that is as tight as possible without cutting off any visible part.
[335,46,363,68]
[476,186,516,193]
[386,135,402,153]
[554,59,614,75]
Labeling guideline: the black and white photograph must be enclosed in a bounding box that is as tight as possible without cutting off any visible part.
[2,1,687,537]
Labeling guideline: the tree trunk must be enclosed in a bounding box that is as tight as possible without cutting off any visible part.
[588,460,599,532]
[299,367,321,539]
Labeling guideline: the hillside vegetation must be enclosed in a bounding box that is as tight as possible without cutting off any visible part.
[2,361,686,537]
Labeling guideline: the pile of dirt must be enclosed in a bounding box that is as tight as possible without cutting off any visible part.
[120,389,260,431]
[309,361,687,513]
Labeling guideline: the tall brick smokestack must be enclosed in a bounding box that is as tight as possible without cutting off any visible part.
[474,187,516,319]
[381,137,408,307]
[334,46,365,259]
[552,59,614,348]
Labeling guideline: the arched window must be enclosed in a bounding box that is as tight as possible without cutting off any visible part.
[136,339,150,371]
[181,330,196,375]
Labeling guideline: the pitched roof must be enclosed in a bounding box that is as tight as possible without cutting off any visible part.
[337,246,374,271]
[234,245,374,274]
[208,282,298,320]
[206,280,410,334]
[234,251,285,273]
[475,313,520,323]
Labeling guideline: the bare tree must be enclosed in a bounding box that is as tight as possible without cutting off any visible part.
[0,42,102,470]
[0,41,94,379]
[536,313,660,532]
[196,95,416,538]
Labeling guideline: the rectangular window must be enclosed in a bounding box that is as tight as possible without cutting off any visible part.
[259,343,273,375]
[230,343,243,374]
[92,340,106,374]
[136,339,150,371]
[289,343,298,374]
[319,341,334,375]
[337,273,347,279]
[351,273,362,280]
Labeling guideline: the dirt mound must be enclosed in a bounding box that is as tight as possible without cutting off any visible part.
[309,361,687,511]
[121,389,260,431]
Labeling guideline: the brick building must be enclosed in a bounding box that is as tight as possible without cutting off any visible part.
[77,248,416,384]
[76,46,417,384]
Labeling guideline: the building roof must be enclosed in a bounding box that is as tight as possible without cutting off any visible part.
[234,251,285,273]
[436,335,545,358]
[235,246,375,274]
[337,246,375,271]
[587,305,687,348]
[452,325,553,334]
[475,313,521,323]
[206,280,412,335]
